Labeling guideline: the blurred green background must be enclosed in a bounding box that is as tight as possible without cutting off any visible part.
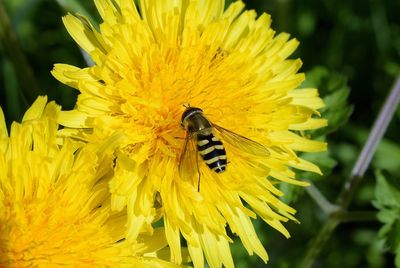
[1,0,400,267]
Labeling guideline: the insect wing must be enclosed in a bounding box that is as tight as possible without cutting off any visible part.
[178,131,201,185]
[213,124,270,157]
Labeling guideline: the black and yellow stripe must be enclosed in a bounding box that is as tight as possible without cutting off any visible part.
[197,133,227,173]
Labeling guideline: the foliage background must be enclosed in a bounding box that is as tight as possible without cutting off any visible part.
[1,0,399,267]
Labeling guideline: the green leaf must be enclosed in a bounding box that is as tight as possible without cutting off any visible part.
[298,151,337,180]
[377,217,400,259]
[302,151,337,178]
[280,183,302,204]
[376,209,400,224]
[374,170,400,209]
[302,66,353,138]
[386,220,400,252]
[373,170,400,260]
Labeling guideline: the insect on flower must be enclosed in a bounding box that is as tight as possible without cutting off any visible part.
[180,105,271,191]
[52,0,328,265]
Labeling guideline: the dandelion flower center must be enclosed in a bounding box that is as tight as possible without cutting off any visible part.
[2,197,115,265]
[111,44,255,159]
[0,97,177,268]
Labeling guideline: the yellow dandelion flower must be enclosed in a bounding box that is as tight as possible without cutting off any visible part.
[52,0,327,267]
[0,96,180,268]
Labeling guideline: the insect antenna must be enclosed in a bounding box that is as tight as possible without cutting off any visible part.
[182,102,191,108]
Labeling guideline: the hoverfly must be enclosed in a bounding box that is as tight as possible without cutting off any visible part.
[179,106,270,191]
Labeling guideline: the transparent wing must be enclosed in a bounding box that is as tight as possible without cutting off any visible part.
[178,131,201,190]
[213,124,270,157]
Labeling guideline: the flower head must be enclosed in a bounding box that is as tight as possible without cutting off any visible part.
[52,0,327,267]
[0,96,178,268]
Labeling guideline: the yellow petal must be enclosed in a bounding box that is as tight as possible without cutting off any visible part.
[22,95,47,122]
[290,118,328,130]
[62,14,107,53]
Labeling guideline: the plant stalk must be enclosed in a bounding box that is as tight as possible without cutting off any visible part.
[304,180,339,215]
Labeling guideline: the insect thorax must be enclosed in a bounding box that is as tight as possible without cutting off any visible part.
[187,114,212,133]
[182,108,213,134]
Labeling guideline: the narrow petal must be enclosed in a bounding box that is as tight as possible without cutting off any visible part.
[22,95,47,122]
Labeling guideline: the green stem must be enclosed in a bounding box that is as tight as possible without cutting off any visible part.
[299,219,340,268]
[300,76,400,268]
[304,180,339,215]
[339,211,377,222]
[0,1,44,104]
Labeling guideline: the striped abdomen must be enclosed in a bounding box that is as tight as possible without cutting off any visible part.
[196,133,227,173]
